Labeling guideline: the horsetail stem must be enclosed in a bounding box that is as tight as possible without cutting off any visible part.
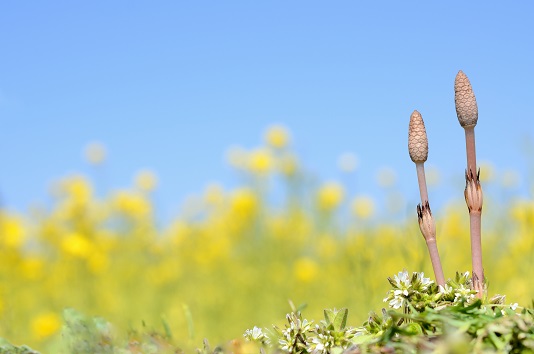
[455,70,484,298]
[409,110,445,286]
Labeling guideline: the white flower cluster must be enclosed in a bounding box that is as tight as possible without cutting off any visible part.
[310,329,335,354]
[384,270,434,309]
[278,314,313,353]
[243,326,270,346]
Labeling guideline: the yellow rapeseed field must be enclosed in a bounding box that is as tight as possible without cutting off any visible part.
[0,126,533,352]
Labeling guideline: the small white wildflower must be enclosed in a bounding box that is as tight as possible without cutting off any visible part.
[394,270,411,289]
[311,333,333,353]
[438,284,453,294]
[389,296,405,309]
[511,303,519,311]
[244,326,265,341]
[454,284,476,302]
[416,272,433,290]
[393,289,408,297]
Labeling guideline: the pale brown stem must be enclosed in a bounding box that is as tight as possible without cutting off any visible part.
[425,239,445,286]
[464,125,484,298]
[415,162,429,204]
[470,211,484,298]
[464,126,477,175]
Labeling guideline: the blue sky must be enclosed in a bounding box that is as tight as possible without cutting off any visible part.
[1,2,533,221]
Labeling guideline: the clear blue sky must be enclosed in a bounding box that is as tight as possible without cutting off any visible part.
[1,1,533,220]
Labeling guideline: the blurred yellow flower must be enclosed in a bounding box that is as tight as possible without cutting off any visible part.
[293,257,319,283]
[0,214,25,248]
[60,175,92,204]
[134,169,158,192]
[226,145,249,170]
[230,188,257,218]
[278,153,299,177]
[21,258,44,280]
[337,152,358,173]
[351,196,375,219]
[113,190,151,218]
[204,183,225,206]
[501,169,520,189]
[84,141,107,165]
[248,148,273,175]
[510,200,532,223]
[478,161,495,182]
[425,165,441,187]
[31,312,61,339]
[88,252,109,273]
[377,167,397,188]
[61,232,93,258]
[317,182,344,211]
[317,234,337,259]
[264,124,290,149]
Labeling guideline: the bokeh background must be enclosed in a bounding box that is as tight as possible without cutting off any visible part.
[1,1,533,351]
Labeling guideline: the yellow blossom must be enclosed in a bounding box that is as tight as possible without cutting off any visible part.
[351,196,375,219]
[478,161,495,182]
[204,183,225,206]
[61,232,93,258]
[56,175,92,205]
[337,152,358,173]
[0,214,25,248]
[230,188,258,218]
[293,257,319,283]
[113,190,151,218]
[84,141,107,165]
[376,167,397,188]
[21,258,44,280]
[134,169,158,192]
[88,252,109,273]
[501,169,520,188]
[317,182,344,211]
[425,165,441,187]
[264,125,290,149]
[31,312,61,339]
[316,234,337,259]
[226,145,249,170]
[277,153,299,177]
[248,148,273,175]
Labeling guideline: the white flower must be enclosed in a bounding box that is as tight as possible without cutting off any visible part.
[454,284,476,302]
[393,270,411,289]
[438,284,453,294]
[511,303,519,311]
[416,272,433,290]
[311,333,333,353]
[244,326,263,340]
[388,295,405,309]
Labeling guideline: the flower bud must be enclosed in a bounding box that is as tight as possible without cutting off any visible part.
[455,70,478,127]
[464,169,483,213]
[408,110,428,163]
[417,201,436,242]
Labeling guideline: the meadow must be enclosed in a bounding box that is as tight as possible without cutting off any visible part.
[0,125,533,352]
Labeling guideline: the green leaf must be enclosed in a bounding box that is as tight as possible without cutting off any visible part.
[324,308,348,331]
[333,308,348,331]
[351,333,375,345]
[403,322,423,335]
[324,309,335,326]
